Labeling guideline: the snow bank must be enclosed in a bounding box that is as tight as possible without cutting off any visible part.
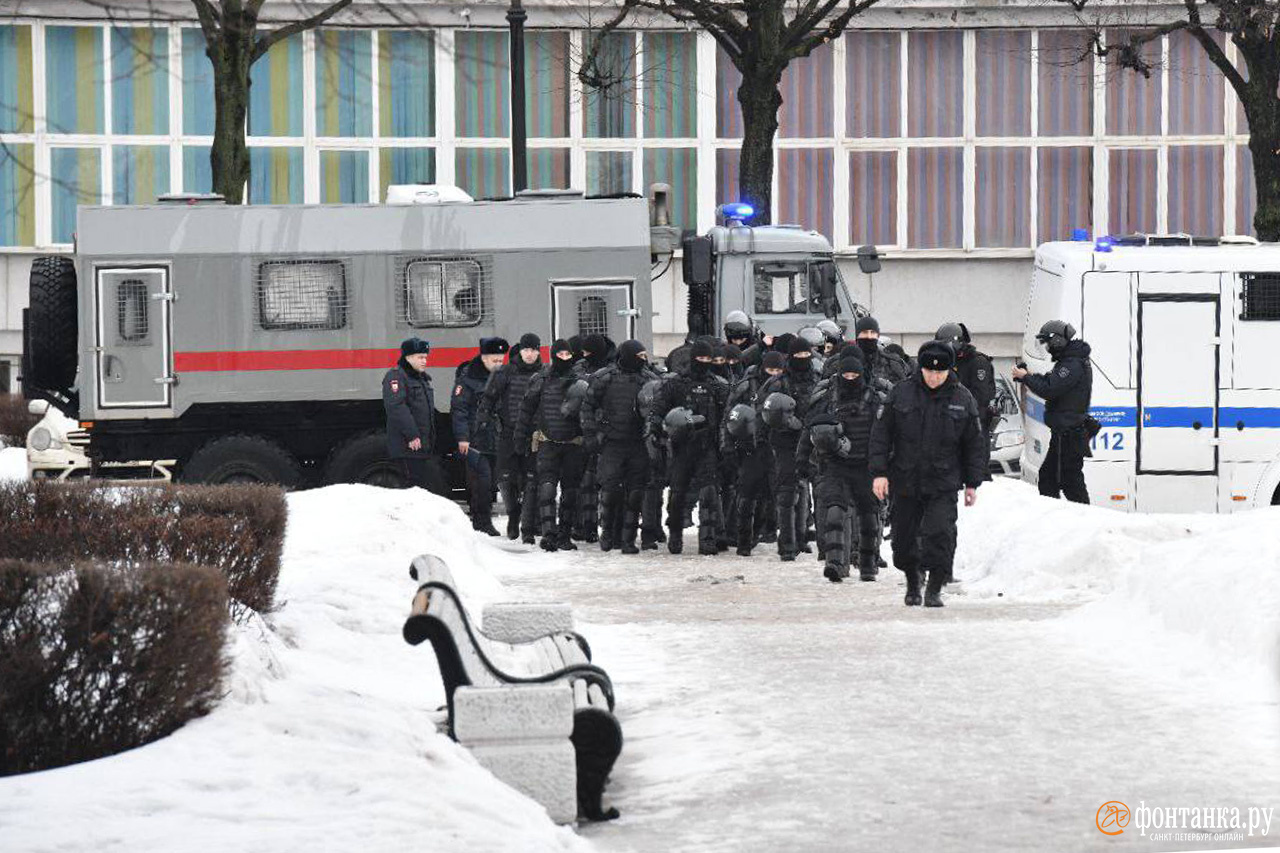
[957,478,1280,689]
[0,445,26,481]
[0,485,590,853]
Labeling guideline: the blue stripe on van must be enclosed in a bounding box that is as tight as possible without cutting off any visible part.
[1140,406,1214,428]
[1220,407,1280,428]
[1025,400,1280,428]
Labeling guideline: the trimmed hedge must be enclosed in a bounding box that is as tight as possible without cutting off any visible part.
[0,394,36,448]
[0,481,288,621]
[0,559,229,776]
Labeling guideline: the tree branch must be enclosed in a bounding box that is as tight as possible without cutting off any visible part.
[793,0,881,55]
[251,0,353,62]
[1183,0,1248,96]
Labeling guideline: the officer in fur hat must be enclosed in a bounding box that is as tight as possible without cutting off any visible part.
[383,337,449,496]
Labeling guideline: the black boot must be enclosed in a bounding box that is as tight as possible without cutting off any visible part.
[473,517,501,537]
[620,490,642,554]
[776,497,797,562]
[924,570,945,607]
[735,497,755,557]
[599,488,621,552]
[667,526,683,555]
[823,564,844,583]
[904,569,923,606]
[500,483,521,539]
[859,553,878,582]
[697,486,720,555]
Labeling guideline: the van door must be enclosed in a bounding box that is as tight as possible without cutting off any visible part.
[94,266,173,409]
[550,279,635,343]
[1136,294,1219,476]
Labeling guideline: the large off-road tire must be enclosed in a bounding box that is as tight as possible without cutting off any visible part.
[181,434,303,489]
[324,431,406,488]
[25,256,79,392]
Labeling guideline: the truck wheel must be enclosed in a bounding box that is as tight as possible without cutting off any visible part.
[182,435,303,488]
[26,256,79,392]
[324,432,406,488]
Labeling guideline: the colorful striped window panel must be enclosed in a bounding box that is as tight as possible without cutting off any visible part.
[907,32,962,138]
[320,150,369,203]
[849,151,897,246]
[379,31,434,138]
[46,27,104,134]
[846,32,900,138]
[529,149,570,189]
[0,26,34,133]
[715,51,742,138]
[1037,30,1093,136]
[975,147,1030,247]
[1108,148,1157,233]
[249,147,304,204]
[456,148,510,199]
[456,31,509,138]
[526,32,569,138]
[1105,31,1161,136]
[113,146,170,204]
[249,35,303,137]
[777,149,833,238]
[643,148,696,231]
[907,147,962,248]
[182,29,215,136]
[715,148,740,207]
[976,31,1031,137]
[643,32,696,138]
[583,32,635,139]
[587,151,633,196]
[316,30,372,138]
[379,148,435,202]
[779,42,833,138]
[182,145,213,194]
[1167,145,1223,235]
[51,147,101,243]
[0,144,35,246]
[111,28,169,135]
[1038,147,1092,241]
[1238,146,1254,235]
[1168,31,1225,136]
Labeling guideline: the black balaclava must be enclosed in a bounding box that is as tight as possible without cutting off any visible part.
[551,339,575,375]
[582,333,609,369]
[787,337,813,376]
[567,335,584,363]
[774,333,796,355]
[837,349,865,396]
[690,339,714,379]
[856,337,879,358]
[618,339,646,373]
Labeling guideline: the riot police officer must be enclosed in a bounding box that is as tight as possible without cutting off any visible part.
[1012,320,1093,504]
[723,350,785,556]
[853,316,910,387]
[757,337,822,561]
[480,332,543,542]
[936,322,998,438]
[452,337,508,535]
[382,337,449,496]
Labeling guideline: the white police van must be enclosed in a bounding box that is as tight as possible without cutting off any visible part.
[1022,233,1280,513]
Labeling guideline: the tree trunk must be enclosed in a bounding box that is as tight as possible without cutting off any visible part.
[1248,134,1280,241]
[737,73,783,226]
[209,40,252,205]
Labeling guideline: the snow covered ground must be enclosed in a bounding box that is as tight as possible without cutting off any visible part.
[0,445,26,481]
[1,477,1277,852]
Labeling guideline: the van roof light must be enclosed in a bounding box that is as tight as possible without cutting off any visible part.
[1094,237,1113,253]
[1071,228,1090,242]
[717,202,754,223]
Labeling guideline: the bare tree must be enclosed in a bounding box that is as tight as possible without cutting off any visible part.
[579,0,878,224]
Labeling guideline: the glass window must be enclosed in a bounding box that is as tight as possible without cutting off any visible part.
[456,148,510,199]
[779,42,834,138]
[975,147,1030,247]
[583,32,635,138]
[111,27,168,135]
[1168,30,1225,136]
[51,147,101,243]
[0,25,34,133]
[587,151,632,196]
[1105,30,1162,136]
[456,31,509,138]
[976,31,1031,137]
[578,295,609,336]
[907,147,962,248]
[249,147,304,204]
[112,145,170,205]
[117,280,150,343]
[0,143,35,246]
[1108,148,1157,234]
[320,150,369,203]
[1038,146,1093,242]
[182,145,212,194]
[405,258,484,327]
[379,148,435,202]
[249,34,303,137]
[1167,145,1223,235]
[527,32,570,138]
[643,148,696,232]
[46,26,104,134]
[849,151,897,246]
[1038,30,1093,136]
[908,32,962,138]
[716,49,743,138]
[643,32,697,138]
[1238,145,1254,236]
[846,32,900,138]
[777,148,833,238]
[378,30,434,138]
[182,29,215,136]
[715,148,740,206]
[257,260,348,331]
[753,260,810,315]
[529,148,571,189]
[316,29,372,137]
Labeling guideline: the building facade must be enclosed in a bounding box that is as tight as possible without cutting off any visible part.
[0,1,1253,381]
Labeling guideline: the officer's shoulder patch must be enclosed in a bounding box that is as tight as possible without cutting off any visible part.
[390,379,399,393]
[1057,367,1070,378]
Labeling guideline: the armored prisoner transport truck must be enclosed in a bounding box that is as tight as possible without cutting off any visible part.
[21,191,666,487]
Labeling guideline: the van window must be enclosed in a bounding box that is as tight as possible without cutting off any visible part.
[257,260,348,331]
[117,279,150,343]
[577,295,609,337]
[1240,273,1280,320]
[1023,264,1063,358]
[754,261,811,314]
[404,258,485,328]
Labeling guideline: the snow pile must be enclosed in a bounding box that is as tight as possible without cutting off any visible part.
[0,445,25,481]
[0,485,590,853]
[957,478,1280,687]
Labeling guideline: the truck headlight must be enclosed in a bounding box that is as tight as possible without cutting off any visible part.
[994,429,1025,450]
[29,426,52,451]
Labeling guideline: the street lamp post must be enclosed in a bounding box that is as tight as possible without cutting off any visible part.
[508,0,528,194]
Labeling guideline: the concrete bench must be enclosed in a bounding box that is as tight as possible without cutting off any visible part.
[403,554,622,822]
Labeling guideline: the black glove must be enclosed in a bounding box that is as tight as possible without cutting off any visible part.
[584,434,600,454]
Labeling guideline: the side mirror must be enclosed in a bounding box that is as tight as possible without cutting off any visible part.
[856,244,882,275]
[27,399,49,416]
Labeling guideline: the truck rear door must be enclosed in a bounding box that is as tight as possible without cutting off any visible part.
[94,265,174,410]
[550,279,636,342]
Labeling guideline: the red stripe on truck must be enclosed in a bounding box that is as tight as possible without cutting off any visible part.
[173,345,551,372]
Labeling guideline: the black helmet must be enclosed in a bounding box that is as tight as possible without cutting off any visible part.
[663,406,706,440]
[1035,319,1076,355]
[935,322,970,345]
[761,393,802,431]
[723,309,753,340]
[560,379,590,418]
[725,403,758,441]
